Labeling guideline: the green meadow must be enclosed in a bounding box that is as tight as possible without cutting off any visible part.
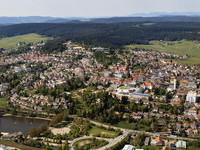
[88,126,120,138]
[126,40,200,65]
[0,33,52,49]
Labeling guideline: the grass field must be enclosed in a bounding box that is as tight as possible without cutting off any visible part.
[0,33,52,49]
[88,126,119,138]
[73,138,108,150]
[126,40,200,65]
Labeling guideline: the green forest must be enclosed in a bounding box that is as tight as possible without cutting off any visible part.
[1,22,200,50]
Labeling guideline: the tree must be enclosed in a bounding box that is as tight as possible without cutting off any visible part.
[29,127,36,138]
[134,133,146,147]
[50,112,64,126]
[38,124,48,135]
[62,140,69,150]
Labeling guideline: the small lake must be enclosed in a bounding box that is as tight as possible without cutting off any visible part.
[0,116,49,134]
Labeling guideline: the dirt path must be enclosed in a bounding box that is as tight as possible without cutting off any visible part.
[0,140,41,150]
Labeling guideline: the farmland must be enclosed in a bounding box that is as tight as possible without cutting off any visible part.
[0,33,51,49]
[126,40,200,65]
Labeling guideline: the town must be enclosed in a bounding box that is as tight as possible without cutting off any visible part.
[0,40,199,150]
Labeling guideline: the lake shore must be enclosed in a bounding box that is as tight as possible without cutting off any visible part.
[1,113,51,121]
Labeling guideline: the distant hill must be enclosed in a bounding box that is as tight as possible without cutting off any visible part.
[45,17,85,23]
[130,12,200,17]
[2,15,200,25]
[0,16,60,25]
[77,16,200,23]
[46,16,200,24]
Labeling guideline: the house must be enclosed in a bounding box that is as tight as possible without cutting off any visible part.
[153,107,159,113]
[186,128,193,135]
[104,71,112,77]
[143,82,153,90]
[156,137,164,146]
[176,141,186,149]
[114,73,123,78]
[97,85,104,90]
[183,123,189,129]
[144,137,150,145]
[185,107,197,116]
[191,122,197,129]
[115,87,132,94]
[158,120,167,126]
[132,112,142,120]
[176,123,182,132]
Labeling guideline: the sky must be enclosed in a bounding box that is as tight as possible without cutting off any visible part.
[0,0,200,17]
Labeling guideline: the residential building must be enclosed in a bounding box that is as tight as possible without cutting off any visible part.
[186,91,197,103]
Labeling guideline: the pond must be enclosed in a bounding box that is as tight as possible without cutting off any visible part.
[0,116,49,134]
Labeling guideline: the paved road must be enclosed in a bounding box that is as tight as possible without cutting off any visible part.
[95,130,129,150]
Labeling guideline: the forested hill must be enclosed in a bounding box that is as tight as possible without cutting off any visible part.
[82,16,200,23]
[2,16,200,25]
[0,22,200,49]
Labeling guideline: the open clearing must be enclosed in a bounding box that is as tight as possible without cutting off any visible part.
[126,40,200,65]
[49,127,70,135]
[88,126,119,138]
[0,33,52,49]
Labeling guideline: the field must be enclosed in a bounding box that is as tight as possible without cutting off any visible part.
[0,33,52,49]
[88,126,119,138]
[73,138,108,150]
[126,40,200,65]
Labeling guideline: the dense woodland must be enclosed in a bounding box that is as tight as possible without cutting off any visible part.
[1,22,200,51]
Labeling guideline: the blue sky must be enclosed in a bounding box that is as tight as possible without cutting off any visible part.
[0,0,199,17]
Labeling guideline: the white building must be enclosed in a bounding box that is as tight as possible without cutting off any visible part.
[122,145,143,150]
[174,79,176,90]
[122,145,135,150]
[186,91,197,103]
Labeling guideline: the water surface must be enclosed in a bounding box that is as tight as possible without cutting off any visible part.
[0,116,49,134]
